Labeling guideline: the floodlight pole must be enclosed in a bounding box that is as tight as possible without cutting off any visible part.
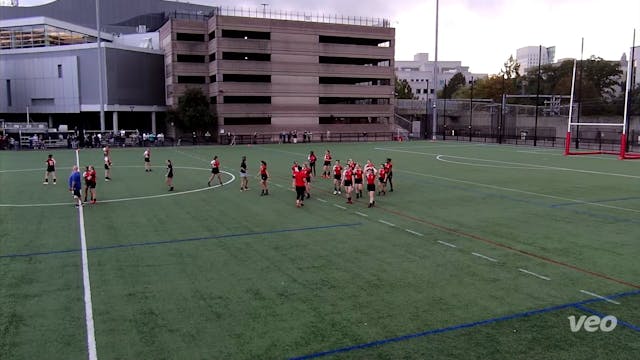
[575,38,584,149]
[534,45,542,146]
[468,76,474,142]
[621,29,636,158]
[95,0,106,132]
[431,0,439,140]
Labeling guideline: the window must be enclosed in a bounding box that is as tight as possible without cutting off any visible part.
[221,30,270,40]
[209,75,216,83]
[210,96,217,104]
[176,33,205,42]
[6,80,11,107]
[223,96,271,104]
[57,64,62,78]
[208,30,215,39]
[177,76,206,84]
[177,54,205,63]
[222,52,271,61]
[209,53,216,62]
[31,98,55,106]
[222,74,271,83]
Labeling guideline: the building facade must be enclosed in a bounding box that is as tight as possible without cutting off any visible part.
[516,46,555,75]
[2,0,396,137]
[160,8,395,131]
[395,53,486,101]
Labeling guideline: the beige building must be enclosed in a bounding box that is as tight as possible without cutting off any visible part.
[160,9,395,133]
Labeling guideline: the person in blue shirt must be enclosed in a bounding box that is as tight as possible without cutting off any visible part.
[68,165,82,208]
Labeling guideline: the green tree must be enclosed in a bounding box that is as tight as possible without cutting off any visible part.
[500,55,521,79]
[395,79,415,99]
[440,72,466,99]
[171,88,215,134]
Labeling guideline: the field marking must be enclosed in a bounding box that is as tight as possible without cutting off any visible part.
[0,168,235,207]
[75,150,98,360]
[355,211,369,217]
[274,183,284,188]
[288,289,640,360]
[317,198,328,203]
[435,155,553,170]
[0,167,43,173]
[405,229,423,237]
[399,169,640,214]
[334,204,347,210]
[378,219,396,227]
[518,268,551,281]
[471,252,498,262]
[0,223,363,259]
[579,290,621,305]
[376,147,640,180]
[437,240,457,248]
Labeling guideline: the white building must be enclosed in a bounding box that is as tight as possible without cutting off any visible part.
[0,0,19,6]
[516,46,555,75]
[395,53,486,101]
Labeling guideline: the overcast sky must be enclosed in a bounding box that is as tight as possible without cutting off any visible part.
[15,0,640,75]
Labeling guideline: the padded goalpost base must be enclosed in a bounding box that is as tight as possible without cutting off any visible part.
[564,132,640,159]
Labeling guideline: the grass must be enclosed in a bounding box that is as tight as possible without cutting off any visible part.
[1,140,639,359]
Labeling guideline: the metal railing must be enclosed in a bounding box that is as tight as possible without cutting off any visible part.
[166,7,390,28]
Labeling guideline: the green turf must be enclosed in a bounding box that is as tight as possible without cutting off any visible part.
[1,141,639,359]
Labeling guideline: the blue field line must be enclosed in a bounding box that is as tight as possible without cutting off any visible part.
[289,289,640,360]
[401,172,640,224]
[573,304,640,332]
[0,223,361,260]
[550,196,640,208]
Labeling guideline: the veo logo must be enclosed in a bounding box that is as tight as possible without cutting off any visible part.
[568,315,617,332]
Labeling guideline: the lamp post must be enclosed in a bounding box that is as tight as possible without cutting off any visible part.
[468,76,474,142]
[442,80,447,141]
[425,79,429,139]
[260,3,268,17]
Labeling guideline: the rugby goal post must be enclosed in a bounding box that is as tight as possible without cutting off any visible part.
[564,35,640,159]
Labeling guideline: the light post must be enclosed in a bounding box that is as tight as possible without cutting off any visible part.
[468,76,474,142]
[260,3,268,17]
[442,80,447,140]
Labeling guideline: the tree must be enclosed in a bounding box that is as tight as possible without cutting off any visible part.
[395,79,415,99]
[500,55,521,79]
[440,72,466,99]
[171,88,215,134]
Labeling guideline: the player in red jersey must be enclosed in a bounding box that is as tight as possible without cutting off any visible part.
[43,154,57,184]
[303,162,313,199]
[385,158,394,192]
[259,160,270,196]
[364,159,376,175]
[208,156,223,187]
[377,163,388,195]
[293,165,307,207]
[342,165,354,204]
[291,160,299,188]
[366,168,376,207]
[322,150,332,178]
[332,159,343,195]
[308,151,317,177]
[83,165,97,203]
[353,164,364,198]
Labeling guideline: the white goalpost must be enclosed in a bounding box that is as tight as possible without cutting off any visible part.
[564,30,639,159]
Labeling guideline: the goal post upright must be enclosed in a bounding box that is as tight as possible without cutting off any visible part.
[564,59,578,156]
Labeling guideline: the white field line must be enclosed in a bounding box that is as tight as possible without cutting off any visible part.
[471,252,498,262]
[378,219,396,227]
[405,229,424,236]
[375,147,640,179]
[75,150,98,360]
[436,155,552,170]
[274,183,284,188]
[579,290,621,305]
[437,240,457,248]
[334,204,347,210]
[355,211,369,217]
[317,198,327,203]
[0,168,235,207]
[518,268,551,281]
[399,169,640,214]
